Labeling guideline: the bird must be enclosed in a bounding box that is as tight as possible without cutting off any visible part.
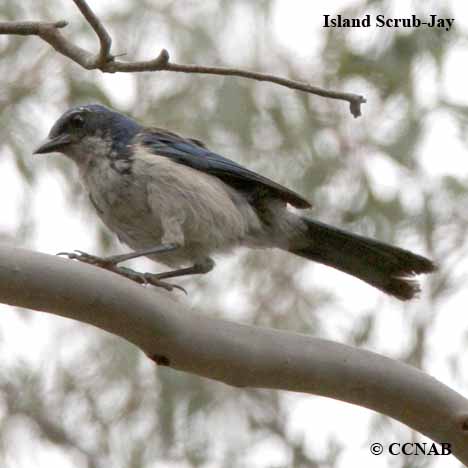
[34,104,436,300]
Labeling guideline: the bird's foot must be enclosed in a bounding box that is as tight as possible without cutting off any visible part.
[117,267,187,294]
[57,250,186,294]
[57,249,116,268]
[58,244,179,267]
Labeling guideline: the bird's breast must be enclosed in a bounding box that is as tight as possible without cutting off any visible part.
[83,158,165,248]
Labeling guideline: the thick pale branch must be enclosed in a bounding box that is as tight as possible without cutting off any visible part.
[0,8,366,117]
[0,246,467,463]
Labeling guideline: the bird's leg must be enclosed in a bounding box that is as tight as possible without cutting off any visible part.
[145,258,215,281]
[57,244,186,293]
[57,243,178,267]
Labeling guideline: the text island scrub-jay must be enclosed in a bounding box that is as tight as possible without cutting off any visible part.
[34,104,435,300]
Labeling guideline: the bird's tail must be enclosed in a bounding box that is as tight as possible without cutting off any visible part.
[288,217,436,300]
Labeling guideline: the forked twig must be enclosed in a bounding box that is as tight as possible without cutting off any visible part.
[0,0,366,117]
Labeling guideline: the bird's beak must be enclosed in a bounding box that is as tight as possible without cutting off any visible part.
[33,134,72,154]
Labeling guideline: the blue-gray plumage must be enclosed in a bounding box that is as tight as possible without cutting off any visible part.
[34,104,436,300]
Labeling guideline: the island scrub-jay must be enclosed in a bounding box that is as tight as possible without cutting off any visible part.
[34,104,435,300]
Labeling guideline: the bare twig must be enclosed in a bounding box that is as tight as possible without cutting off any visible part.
[0,1,366,117]
[0,20,98,69]
[0,246,467,463]
[70,0,112,65]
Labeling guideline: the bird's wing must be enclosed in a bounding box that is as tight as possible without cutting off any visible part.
[137,128,311,209]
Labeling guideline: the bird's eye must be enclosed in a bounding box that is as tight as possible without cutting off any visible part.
[70,114,85,128]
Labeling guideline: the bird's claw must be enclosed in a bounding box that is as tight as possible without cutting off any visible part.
[143,274,188,294]
[57,250,111,267]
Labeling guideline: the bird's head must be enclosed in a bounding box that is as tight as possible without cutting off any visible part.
[34,104,141,166]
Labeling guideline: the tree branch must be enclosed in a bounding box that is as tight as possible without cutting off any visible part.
[0,246,467,463]
[71,0,112,66]
[0,1,366,117]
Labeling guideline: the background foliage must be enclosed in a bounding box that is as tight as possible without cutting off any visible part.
[0,0,467,467]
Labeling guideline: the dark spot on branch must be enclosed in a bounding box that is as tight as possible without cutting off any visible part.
[150,353,171,366]
[461,418,468,432]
